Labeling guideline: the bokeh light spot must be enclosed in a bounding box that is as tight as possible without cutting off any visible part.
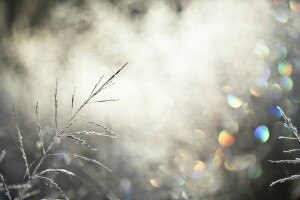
[278,61,293,76]
[270,84,282,100]
[254,44,270,57]
[227,94,243,108]
[150,178,162,188]
[270,105,283,118]
[254,125,269,143]
[176,175,186,186]
[218,130,235,147]
[280,76,293,91]
[248,164,262,179]
[290,1,300,12]
[192,161,206,179]
[250,77,268,97]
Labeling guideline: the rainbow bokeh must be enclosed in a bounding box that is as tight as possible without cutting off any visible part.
[280,76,293,91]
[218,130,235,147]
[227,94,243,108]
[254,44,269,57]
[248,164,262,179]
[278,61,293,76]
[290,1,300,12]
[250,77,268,97]
[270,105,283,118]
[254,125,269,143]
[270,84,282,100]
[192,161,206,179]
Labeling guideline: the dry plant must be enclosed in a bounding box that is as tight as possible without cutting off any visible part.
[0,62,127,200]
[269,106,300,186]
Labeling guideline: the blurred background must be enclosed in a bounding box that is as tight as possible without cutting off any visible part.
[0,0,300,199]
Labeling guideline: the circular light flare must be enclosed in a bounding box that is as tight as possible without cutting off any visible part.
[278,61,293,76]
[280,76,293,91]
[227,94,243,108]
[253,44,270,57]
[254,125,269,143]
[270,84,282,100]
[150,178,161,188]
[290,1,300,12]
[248,164,262,179]
[192,161,206,179]
[218,130,235,147]
[250,77,268,97]
[270,105,283,118]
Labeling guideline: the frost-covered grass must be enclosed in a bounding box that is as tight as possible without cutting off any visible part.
[269,106,300,186]
[0,63,127,200]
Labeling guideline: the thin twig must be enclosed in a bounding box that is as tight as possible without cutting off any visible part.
[13,104,30,179]
[71,87,76,116]
[88,99,119,104]
[0,173,12,200]
[55,79,58,133]
[36,102,45,155]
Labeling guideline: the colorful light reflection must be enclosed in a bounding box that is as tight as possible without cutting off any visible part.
[192,161,206,179]
[270,105,283,118]
[250,77,268,97]
[218,130,235,147]
[280,76,293,91]
[254,125,269,143]
[290,1,300,12]
[248,164,262,179]
[227,94,243,108]
[278,61,293,76]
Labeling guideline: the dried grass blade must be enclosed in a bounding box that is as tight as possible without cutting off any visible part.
[284,149,300,153]
[66,131,117,138]
[37,169,75,177]
[34,176,69,200]
[0,173,12,200]
[89,99,119,104]
[21,189,40,199]
[36,102,45,155]
[89,76,104,99]
[46,153,111,171]
[270,174,300,186]
[71,87,76,116]
[13,105,30,179]
[268,159,300,164]
[55,79,58,133]
[64,134,97,151]
[0,150,6,163]
[80,119,118,137]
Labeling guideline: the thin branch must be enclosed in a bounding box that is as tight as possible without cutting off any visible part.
[36,169,75,177]
[0,150,6,163]
[63,134,98,151]
[270,175,300,186]
[278,136,298,140]
[20,189,40,200]
[80,119,118,137]
[283,149,300,153]
[36,102,45,155]
[55,79,58,133]
[13,104,30,179]
[0,183,32,192]
[34,176,69,200]
[268,159,300,164]
[88,76,104,99]
[88,99,119,104]
[71,87,76,116]
[46,154,111,171]
[277,106,300,141]
[63,131,117,138]
[0,173,12,200]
